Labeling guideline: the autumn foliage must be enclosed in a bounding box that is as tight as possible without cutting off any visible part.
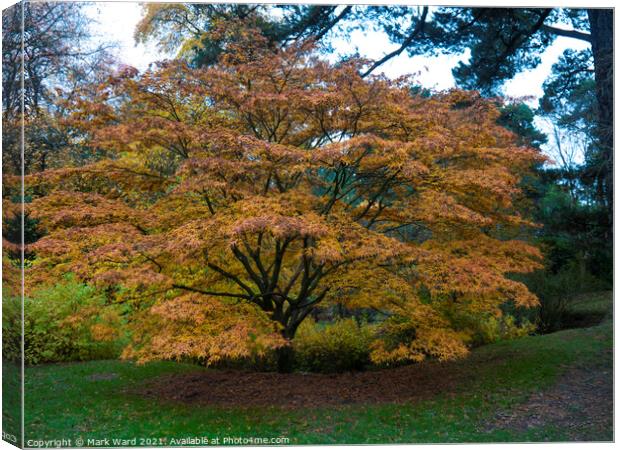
[20,28,545,371]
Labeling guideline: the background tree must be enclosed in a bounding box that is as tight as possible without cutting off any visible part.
[2,1,115,175]
[2,1,117,279]
[134,4,355,67]
[532,48,612,283]
[28,33,544,372]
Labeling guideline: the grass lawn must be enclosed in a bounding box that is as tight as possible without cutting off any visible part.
[2,360,22,446]
[20,292,613,445]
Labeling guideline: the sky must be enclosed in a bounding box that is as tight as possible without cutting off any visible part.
[86,2,162,69]
[85,2,591,161]
[87,2,590,100]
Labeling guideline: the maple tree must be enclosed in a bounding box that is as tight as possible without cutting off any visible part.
[23,27,545,372]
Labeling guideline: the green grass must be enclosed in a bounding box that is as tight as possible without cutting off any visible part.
[21,292,612,445]
[569,290,613,317]
[2,359,22,446]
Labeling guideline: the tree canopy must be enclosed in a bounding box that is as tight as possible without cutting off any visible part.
[23,31,544,371]
[135,5,612,219]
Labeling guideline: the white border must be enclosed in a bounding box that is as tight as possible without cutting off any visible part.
[0,2,616,450]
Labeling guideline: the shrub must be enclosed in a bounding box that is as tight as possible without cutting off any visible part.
[468,314,536,346]
[520,264,610,333]
[2,276,124,365]
[293,318,376,373]
[435,298,536,348]
[2,293,21,362]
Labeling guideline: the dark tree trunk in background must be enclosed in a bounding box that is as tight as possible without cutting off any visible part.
[587,9,614,223]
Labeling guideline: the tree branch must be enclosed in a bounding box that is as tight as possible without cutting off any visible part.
[313,6,353,43]
[361,7,429,78]
[206,261,255,297]
[172,283,250,299]
[541,24,592,43]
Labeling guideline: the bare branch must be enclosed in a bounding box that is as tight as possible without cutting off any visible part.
[541,24,592,43]
[361,7,429,78]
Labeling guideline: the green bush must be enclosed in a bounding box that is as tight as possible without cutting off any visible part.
[2,276,124,365]
[2,293,22,363]
[520,264,610,333]
[293,318,376,372]
[441,306,535,348]
[469,314,536,346]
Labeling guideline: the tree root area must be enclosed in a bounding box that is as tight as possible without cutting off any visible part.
[135,355,612,441]
[134,360,469,408]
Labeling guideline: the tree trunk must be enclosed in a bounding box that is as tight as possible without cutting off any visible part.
[274,322,300,373]
[276,345,295,373]
[587,9,613,224]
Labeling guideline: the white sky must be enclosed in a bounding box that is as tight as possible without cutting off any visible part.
[85,2,592,162]
[87,2,590,101]
[86,2,162,68]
